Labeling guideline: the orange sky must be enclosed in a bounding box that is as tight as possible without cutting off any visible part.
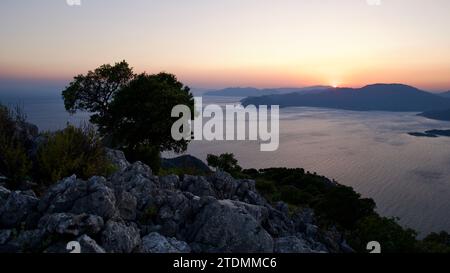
[1,0,449,91]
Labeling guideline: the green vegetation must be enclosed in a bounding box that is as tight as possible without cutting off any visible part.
[209,152,450,253]
[0,103,113,191]
[0,105,32,189]
[62,61,194,172]
[206,153,243,177]
[35,125,115,185]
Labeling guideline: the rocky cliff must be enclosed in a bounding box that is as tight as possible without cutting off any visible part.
[0,150,351,253]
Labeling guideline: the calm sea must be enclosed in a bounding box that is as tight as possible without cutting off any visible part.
[2,93,450,236]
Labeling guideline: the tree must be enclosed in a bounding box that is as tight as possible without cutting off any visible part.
[62,62,195,172]
[104,73,194,171]
[206,153,242,175]
[62,60,134,124]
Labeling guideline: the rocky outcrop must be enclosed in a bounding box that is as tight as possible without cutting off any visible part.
[0,150,351,253]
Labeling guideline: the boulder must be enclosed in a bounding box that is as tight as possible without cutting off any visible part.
[115,190,137,221]
[159,175,180,190]
[101,220,141,253]
[139,232,191,253]
[77,234,106,253]
[0,186,11,207]
[109,162,157,210]
[151,190,198,237]
[106,149,130,172]
[0,191,39,228]
[38,213,104,236]
[0,230,12,245]
[181,175,215,197]
[7,229,46,252]
[274,236,325,253]
[38,175,117,220]
[186,198,273,253]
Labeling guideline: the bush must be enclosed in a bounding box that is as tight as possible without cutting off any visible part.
[207,153,242,176]
[315,185,376,229]
[35,125,114,185]
[278,185,312,206]
[350,216,418,253]
[123,144,161,174]
[255,179,277,200]
[0,104,32,189]
[418,232,450,253]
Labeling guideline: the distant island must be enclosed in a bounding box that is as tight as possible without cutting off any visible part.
[408,129,450,138]
[241,84,450,112]
[419,109,450,121]
[204,86,331,97]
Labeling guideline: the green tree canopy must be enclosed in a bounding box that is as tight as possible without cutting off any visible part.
[62,61,194,171]
[104,72,194,153]
[206,153,242,175]
[62,60,134,124]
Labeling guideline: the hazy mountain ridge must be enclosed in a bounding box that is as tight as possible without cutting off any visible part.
[204,86,331,97]
[438,91,450,98]
[241,84,450,112]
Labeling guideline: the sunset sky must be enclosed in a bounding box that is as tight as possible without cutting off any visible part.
[1,0,449,91]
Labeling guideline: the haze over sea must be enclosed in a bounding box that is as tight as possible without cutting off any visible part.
[1,93,449,236]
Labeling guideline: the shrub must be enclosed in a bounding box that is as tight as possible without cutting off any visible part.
[418,232,450,253]
[207,153,242,175]
[0,104,32,189]
[35,125,114,185]
[350,216,418,253]
[123,144,161,174]
[255,179,277,200]
[278,185,311,205]
[315,185,376,229]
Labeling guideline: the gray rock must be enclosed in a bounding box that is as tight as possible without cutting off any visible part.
[292,208,316,233]
[305,224,319,239]
[181,175,215,197]
[152,190,197,237]
[160,175,180,190]
[274,236,322,253]
[139,232,191,253]
[101,220,141,253]
[38,213,104,236]
[110,162,157,210]
[38,175,117,220]
[0,186,11,207]
[7,229,46,252]
[263,207,295,237]
[0,229,12,244]
[77,234,106,253]
[0,191,39,228]
[106,149,130,172]
[71,177,117,219]
[115,191,137,221]
[167,237,192,253]
[208,171,238,199]
[187,199,273,253]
